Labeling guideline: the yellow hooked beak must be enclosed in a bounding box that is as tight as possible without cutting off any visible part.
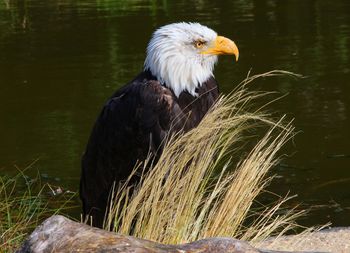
[201,36,239,61]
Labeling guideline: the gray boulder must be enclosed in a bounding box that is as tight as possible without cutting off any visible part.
[16,215,308,253]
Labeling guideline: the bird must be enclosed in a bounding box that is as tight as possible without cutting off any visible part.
[80,22,239,228]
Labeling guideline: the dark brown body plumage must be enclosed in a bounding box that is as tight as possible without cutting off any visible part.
[80,70,219,227]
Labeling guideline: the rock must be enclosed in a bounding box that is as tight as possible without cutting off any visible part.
[17,215,311,253]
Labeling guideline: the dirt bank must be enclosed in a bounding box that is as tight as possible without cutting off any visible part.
[257,227,350,253]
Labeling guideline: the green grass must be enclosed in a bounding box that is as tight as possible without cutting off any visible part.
[0,168,76,252]
[105,70,306,244]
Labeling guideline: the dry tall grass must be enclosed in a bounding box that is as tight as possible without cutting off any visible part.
[105,70,304,244]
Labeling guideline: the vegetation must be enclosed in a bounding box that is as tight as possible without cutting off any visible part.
[0,168,76,252]
[105,71,305,244]
[0,71,305,251]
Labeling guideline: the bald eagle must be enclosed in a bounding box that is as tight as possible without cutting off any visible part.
[80,22,239,227]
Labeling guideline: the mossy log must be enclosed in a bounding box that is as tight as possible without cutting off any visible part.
[17,215,305,253]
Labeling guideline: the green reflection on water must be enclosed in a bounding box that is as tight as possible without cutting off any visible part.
[0,0,349,226]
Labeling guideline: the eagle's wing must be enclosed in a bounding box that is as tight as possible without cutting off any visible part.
[80,78,182,227]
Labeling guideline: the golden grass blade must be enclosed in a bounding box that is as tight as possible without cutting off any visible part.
[107,71,305,244]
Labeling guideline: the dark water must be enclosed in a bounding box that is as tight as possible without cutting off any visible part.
[0,0,349,227]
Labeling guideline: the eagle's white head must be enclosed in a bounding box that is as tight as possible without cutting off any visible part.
[144,22,239,97]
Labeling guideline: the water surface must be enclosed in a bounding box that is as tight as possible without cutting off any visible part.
[0,0,349,227]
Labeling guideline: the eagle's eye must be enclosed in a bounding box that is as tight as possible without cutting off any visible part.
[194,40,205,49]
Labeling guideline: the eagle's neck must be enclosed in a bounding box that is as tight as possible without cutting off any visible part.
[144,50,217,97]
